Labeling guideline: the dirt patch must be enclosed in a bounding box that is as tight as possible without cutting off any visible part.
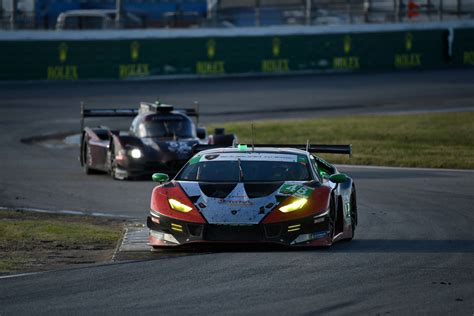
[0,209,126,276]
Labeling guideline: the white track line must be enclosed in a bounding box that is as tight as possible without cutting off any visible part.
[0,206,134,219]
[0,272,41,280]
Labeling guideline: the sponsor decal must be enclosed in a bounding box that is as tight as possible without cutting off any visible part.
[119,64,150,79]
[167,142,192,154]
[218,198,253,206]
[131,41,140,61]
[394,32,422,68]
[204,154,219,160]
[47,42,79,80]
[188,155,202,165]
[279,184,314,198]
[333,35,360,70]
[262,37,290,73]
[196,39,226,75]
[463,51,474,65]
[119,41,150,78]
[345,202,351,217]
[200,153,297,162]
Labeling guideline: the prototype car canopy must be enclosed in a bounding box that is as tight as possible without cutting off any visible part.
[131,114,196,139]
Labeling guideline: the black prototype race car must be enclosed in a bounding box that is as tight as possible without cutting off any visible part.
[80,101,236,180]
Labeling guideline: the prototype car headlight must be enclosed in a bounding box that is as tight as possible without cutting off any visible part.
[130,148,142,159]
[168,198,193,213]
[279,198,307,213]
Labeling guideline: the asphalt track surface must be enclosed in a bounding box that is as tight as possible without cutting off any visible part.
[0,69,473,314]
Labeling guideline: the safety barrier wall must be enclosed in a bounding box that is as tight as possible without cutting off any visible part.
[0,24,472,81]
[452,28,474,67]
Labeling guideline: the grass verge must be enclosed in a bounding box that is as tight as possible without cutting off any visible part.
[210,112,474,169]
[0,210,125,275]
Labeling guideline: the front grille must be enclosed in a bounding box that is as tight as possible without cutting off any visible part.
[204,225,264,241]
[264,224,282,238]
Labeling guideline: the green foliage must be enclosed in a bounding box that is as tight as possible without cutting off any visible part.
[210,112,474,169]
[0,220,120,248]
[0,211,122,274]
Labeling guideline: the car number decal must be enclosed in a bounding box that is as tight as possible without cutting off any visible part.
[279,184,314,198]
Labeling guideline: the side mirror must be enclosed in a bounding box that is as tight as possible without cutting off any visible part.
[214,128,225,135]
[152,173,169,183]
[319,171,330,179]
[196,127,207,140]
[329,173,349,184]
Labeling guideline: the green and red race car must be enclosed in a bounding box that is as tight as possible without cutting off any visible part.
[147,143,357,248]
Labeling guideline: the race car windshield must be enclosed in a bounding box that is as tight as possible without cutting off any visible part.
[177,154,312,182]
[138,118,194,138]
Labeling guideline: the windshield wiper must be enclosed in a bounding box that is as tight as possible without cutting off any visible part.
[237,158,244,182]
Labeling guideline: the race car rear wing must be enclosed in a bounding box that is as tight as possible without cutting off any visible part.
[80,101,200,131]
[138,102,199,119]
[192,144,352,156]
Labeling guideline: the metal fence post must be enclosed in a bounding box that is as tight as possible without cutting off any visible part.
[255,0,260,26]
[427,0,431,20]
[364,0,372,23]
[116,0,123,29]
[348,0,353,24]
[439,0,443,20]
[207,0,218,26]
[394,0,400,22]
[305,0,311,25]
[10,0,17,30]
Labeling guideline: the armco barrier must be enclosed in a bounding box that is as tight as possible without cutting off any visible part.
[0,22,472,81]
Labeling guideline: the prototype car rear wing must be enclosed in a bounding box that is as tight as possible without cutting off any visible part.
[80,101,200,131]
[192,144,352,156]
[138,102,199,119]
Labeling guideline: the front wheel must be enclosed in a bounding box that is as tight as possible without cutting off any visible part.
[109,148,120,180]
[328,194,337,240]
[109,147,128,180]
[347,186,358,241]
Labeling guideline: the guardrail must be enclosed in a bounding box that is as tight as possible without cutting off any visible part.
[0,21,472,81]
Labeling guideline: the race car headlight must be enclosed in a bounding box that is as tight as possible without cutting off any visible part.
[130,148,142,159]
[279,198,307,213]
[168,198,193,213]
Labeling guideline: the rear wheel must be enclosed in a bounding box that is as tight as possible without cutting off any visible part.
[82,140,93,175]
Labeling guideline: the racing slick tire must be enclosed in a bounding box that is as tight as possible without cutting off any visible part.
[329,193,337,241]
[82,140,95,175]
[109,145,129,181]
[347,186,358,241]
[109,147,121,180]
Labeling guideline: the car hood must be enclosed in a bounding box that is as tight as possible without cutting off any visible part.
[141,138,198,159]
[178,181,313,224]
